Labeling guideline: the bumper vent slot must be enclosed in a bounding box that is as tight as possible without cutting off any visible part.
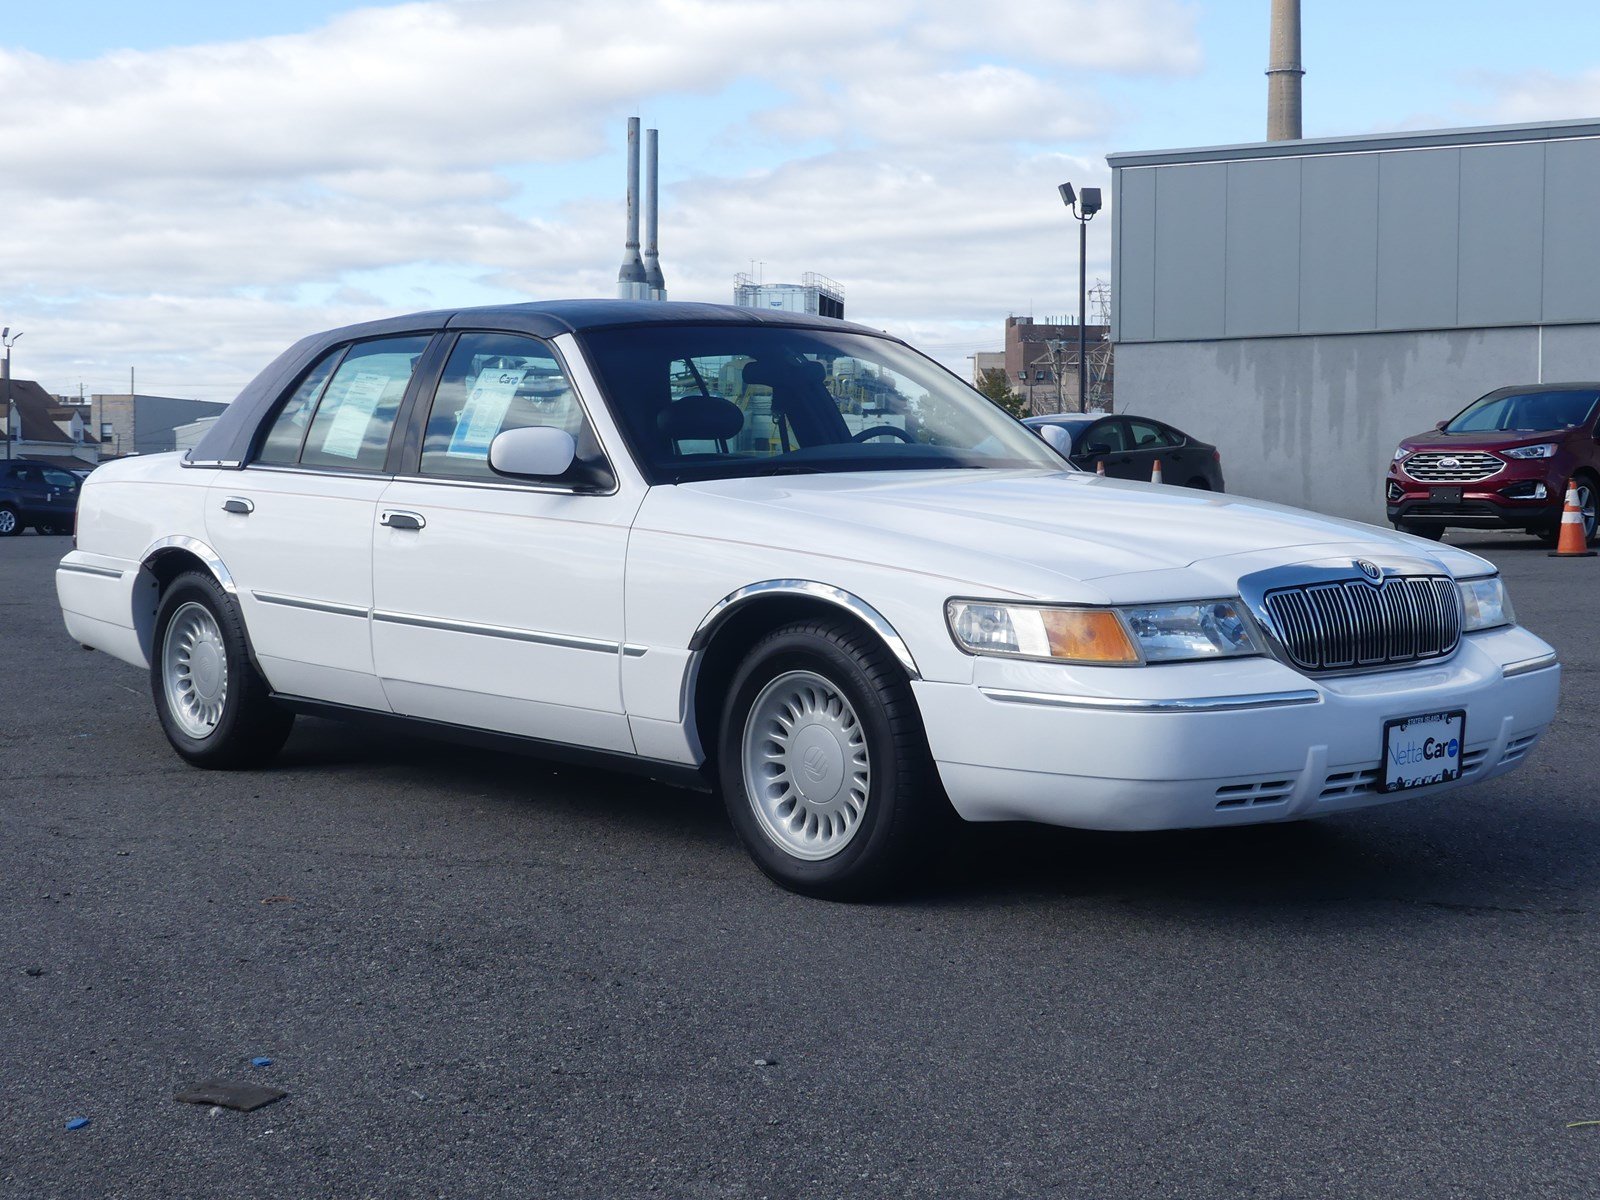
[1499,734,1538,765]
[1318,746,1490,801]
[1264,575,1461,673]
[1214,778,1295,810]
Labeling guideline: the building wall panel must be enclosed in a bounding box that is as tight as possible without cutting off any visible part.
[1542,139,1600,323]
[1376,148,1459,331]
[1151,163,1227,341]
[1114,167,1157,342]
[1298,154,1379,335]
[1457,141,1544,326]
[1223,158,1300,337]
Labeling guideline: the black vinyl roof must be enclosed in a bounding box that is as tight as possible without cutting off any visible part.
[189,299,888,466]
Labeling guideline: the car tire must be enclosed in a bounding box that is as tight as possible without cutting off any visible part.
[718,618,940,900]
[0,506,20,536]
[150,570,294,769]
[1394,521,1445,541]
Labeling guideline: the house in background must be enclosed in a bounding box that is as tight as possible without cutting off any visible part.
[0,380,101,468]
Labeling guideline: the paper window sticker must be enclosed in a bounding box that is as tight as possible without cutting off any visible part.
[447,367,527,458]
[320,370,392,459]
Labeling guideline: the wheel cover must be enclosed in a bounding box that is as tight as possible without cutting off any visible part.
[741,669,871,861]
[0,510,15,533]
[1579,483,1597,539]
[162,601,229,739]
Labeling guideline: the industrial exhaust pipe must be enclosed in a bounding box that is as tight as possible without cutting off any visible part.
[1267,0,1303,141]
[643,128,667,301]
[617,117,648,299]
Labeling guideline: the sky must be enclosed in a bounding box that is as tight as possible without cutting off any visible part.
[4,0,1600,403]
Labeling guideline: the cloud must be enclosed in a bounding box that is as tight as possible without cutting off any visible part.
[0,0,1193,397]
[1461,67,1600,125]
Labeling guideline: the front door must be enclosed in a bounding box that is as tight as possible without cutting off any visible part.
[370,331,643,752]
[205,334,433,710]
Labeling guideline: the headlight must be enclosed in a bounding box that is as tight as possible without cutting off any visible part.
[1458,576,1515,631]
[1392,446,1409,461]
[1504,443,1557,459]
[946,599,1262,665]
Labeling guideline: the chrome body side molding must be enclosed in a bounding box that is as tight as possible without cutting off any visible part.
[978,687,1323,713]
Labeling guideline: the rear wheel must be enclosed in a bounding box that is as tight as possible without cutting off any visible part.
[718,618,939,899]
[151,571,294,768]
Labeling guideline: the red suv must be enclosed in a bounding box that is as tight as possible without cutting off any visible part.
[1387,384,1599,545]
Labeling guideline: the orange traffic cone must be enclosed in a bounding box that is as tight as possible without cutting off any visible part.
[1096,459,1106,476]
[1549,479,1597,557]
[1151,459,1163,484]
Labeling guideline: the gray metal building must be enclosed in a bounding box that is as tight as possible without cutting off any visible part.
[1108,118,1600,521]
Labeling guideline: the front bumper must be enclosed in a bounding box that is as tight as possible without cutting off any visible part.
[913,624,1559,830]
[1386,460,1561,530]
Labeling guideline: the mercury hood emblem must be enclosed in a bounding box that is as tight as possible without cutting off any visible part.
[1355,559,1383,583]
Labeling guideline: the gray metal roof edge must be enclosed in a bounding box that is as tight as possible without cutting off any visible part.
[1107,116,1600,168]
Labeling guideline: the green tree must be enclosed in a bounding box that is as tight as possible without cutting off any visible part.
[977,367,1026,419]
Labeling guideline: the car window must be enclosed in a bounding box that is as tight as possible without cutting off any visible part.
[297,337,430,471]
[43,469,78,488]
[420,333,598,481]
[1125,418,1175,449]
[1445,389,1599,433]
[257,349,342,466]
[14,465,41,484]
[581,324,1060,483]
[1082,420,1128,453]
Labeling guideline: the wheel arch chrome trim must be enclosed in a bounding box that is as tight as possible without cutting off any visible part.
[688,580,921,680]
[140,535,238,595]
[977,686,1322,713]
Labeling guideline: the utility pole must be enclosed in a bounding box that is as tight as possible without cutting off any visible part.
[2,329,22,461]
[1057,185,1102,412]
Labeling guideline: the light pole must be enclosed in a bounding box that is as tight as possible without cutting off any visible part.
[1,328,21,461]
[1057,184,1101,412]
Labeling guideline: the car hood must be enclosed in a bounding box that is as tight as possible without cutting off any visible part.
[663,469,1491,602]
[1399,428,1569,451]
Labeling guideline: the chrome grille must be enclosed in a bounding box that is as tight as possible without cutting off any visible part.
[1264,575,1461,672]
[1403,451,1502,483]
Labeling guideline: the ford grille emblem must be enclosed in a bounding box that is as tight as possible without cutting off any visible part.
[1355,559,1383,583]
[1439,456,1460,469]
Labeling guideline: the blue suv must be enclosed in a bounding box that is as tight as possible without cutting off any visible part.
[0,459,82,536]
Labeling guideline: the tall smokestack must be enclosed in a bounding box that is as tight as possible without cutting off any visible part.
[642,127,667,301]
[617,117,648,300]
[1266,0,1303,141]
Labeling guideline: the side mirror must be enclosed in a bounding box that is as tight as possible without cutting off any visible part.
[1036,424,1072,456]
[1434,419,1447,431]
[1085,442,1112,456]
[488,427,577,479]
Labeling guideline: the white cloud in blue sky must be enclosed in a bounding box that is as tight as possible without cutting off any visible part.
[2,0,1598,400]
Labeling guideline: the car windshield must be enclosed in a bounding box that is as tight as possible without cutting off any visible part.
[580,324,1062,483]
[1444,389,1599,434]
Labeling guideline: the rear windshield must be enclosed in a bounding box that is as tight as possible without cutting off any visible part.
[579,324,1060,484]
[1445,389,1599,434]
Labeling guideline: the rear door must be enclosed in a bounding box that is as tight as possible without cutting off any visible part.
[205,334,435,710]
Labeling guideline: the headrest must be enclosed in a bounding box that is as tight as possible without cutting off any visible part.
[741,358,826,388]
[659,393,744,442]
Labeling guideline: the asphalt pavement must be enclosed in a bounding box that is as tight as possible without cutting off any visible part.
[2,529,1597,1198]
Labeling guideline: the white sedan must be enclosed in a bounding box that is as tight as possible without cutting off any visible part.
[56,300,1561,897]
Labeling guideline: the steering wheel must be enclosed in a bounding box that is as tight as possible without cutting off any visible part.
[851,425,914,444]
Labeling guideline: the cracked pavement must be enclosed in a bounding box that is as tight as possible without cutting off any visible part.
[2,530,1598,1198]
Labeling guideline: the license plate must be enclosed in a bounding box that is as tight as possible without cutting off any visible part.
[1380,710,1466,793]
[1430,486,1464,503]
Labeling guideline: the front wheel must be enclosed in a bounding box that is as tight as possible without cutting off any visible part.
[151,571,294,768]
[0,506,20,536]
[718,619,940,899]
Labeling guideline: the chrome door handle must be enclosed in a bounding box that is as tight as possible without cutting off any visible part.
[221,497,254,515]
[380,510,426,531]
